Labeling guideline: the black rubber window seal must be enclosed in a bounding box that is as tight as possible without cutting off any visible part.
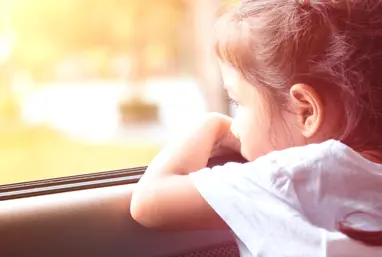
[0,166,147,201]
[0,152,247,201]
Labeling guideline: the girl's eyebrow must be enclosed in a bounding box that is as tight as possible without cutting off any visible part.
[224,86,240,98]
[223,81,234,92]
[223,87,234,97]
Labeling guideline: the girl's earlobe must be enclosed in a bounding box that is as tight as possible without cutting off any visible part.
[303,112,318,138]
[289,84,324,138]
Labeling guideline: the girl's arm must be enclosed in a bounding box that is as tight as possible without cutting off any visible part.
[130,113,239,230]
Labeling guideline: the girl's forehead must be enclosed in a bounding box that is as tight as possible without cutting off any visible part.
[218,61,235,74]
[219,61,255,96]
[219,62,241,88]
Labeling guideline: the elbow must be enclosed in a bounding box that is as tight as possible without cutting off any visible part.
[130,193,162,229]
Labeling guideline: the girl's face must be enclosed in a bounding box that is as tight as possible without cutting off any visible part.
[220,63,307,161]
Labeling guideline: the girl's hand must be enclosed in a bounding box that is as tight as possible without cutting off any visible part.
[210,114,241,158]
[177,112,241,160]
[156,112,241,173]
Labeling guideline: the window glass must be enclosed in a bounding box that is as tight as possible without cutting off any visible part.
[0,0,231,185]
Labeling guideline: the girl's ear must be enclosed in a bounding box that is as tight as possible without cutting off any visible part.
[289,84,324,138]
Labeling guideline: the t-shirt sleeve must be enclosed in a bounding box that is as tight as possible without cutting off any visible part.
[189,159,325,257]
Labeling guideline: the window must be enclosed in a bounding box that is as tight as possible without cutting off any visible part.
[0,0,229,185]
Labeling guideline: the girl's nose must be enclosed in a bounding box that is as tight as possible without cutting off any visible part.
[230,121,239,140]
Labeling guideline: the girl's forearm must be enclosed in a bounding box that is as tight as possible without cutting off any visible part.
[137,116,220,186]
[130,114,232,229]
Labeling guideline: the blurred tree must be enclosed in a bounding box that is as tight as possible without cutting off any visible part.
[9,0,186,81]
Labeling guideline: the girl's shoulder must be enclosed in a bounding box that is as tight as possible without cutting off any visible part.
[252,139,382,179]
[257,139,345,166]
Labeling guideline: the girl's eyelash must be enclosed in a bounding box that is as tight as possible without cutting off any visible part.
[229,98,238,106]
[226,96,239,107]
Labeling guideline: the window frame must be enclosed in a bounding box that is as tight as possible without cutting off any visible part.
[0,167,145,201]
[0,152,246,201]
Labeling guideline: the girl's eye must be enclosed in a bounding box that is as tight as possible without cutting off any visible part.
[227,97,239,108]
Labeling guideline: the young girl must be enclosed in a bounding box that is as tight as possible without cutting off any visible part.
[131,0,382,256]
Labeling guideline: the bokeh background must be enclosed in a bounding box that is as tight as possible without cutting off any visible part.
[0,0,234,184]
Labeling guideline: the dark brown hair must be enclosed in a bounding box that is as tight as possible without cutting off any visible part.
[215,0,382,246]
[337,212,382,246]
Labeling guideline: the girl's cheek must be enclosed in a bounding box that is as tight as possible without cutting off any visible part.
[231,109,250,143]
[230,119,240,139]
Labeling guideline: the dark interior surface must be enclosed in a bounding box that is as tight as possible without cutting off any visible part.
[0,184,236,257]
[0,154,246,257]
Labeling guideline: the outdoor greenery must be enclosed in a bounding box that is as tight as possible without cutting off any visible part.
[0,126,159,184]
[4,0,187,81]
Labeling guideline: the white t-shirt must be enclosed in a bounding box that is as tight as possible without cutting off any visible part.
[189,140,382,257]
